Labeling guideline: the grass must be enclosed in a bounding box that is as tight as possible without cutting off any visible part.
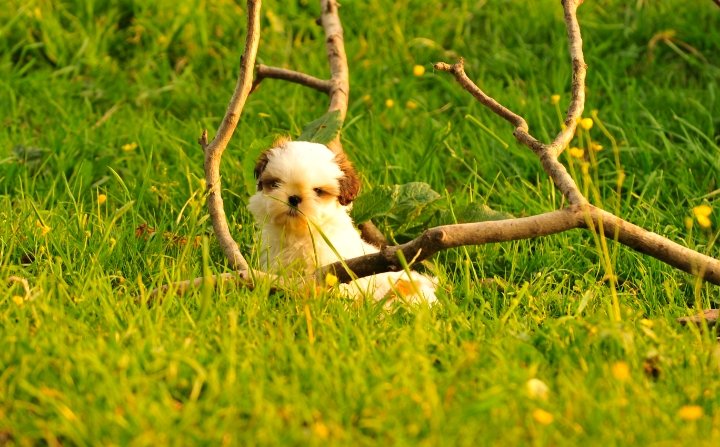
[1,0,720,444]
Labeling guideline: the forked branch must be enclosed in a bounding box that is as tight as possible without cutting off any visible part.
[158,0,718,327]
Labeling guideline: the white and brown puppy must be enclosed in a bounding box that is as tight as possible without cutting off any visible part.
[248,138,437,304]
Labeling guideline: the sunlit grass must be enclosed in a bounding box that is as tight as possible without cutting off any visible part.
[1,0,719,444]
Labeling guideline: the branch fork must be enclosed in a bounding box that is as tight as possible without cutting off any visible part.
[153,0,718,326]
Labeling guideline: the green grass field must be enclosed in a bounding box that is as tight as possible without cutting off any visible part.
[2,0,720,444]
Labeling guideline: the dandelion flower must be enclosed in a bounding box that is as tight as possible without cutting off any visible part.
[526,378,550,400]
[550,94,561,105]
[678,405,703,421]
[692,205,712,228]
[568,147,584,158]
[413,65,425,76]
[12,295,24,306]
[385,99,395,108]
[532,409,554,425]
[122,142,138,152]
[97,194,107,205]
[611,361,630,382]
[591,142,603,151]
[405,100,418,110]
[324,273,338,287]
[579,117,594,130]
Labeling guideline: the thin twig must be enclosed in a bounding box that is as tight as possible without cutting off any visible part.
[433,60,585,206]
[252,64,332,93]
[547,0,587,156]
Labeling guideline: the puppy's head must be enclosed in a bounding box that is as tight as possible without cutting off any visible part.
[248,138,360,233]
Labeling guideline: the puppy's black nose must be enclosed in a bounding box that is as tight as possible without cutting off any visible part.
[288,195,302,207]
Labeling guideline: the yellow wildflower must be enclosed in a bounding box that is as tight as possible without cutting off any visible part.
[525,378,549,400]
[677,405,703,421]
[568,147,584,158]
[97,194,107,205]
[579,117,594,130]
[692,205,712,228]
[312,421,330,439]
[35,220,51,236]
[122,142,138,152]
[611,361,630,382]
[580,162,590,175]
[385,99,395,108]
[684,216,694,230]
[591,142,603,151]
[413,65,425,76]
[405,100,418,110]
[324,273,338,287]
[12,295,25,306]
[532,409,554,425]
[361,94,371,103]
[550,94,560,105]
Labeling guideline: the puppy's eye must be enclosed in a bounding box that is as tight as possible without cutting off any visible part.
[263,179,281,190]
[313,188,326,196]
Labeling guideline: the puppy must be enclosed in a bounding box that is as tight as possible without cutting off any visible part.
[248,138,437,304]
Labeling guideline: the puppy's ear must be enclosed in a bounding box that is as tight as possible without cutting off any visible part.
[253,136,291,186]
[253,150,270,184]
[335,153,361,206]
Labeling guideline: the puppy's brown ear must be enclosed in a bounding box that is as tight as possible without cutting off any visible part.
[253,151,270,187]
[253,136,290,186]
[335,153,361,206]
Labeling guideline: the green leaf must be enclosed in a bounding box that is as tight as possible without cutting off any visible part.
[351,185,395,224]
[298,110,343,144]
[391,182,442,219]
[454,203,514,223]
[351,182,441,224]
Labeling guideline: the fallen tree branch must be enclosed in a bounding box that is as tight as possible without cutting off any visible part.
[155,0,718,327]
[321,205,720,285]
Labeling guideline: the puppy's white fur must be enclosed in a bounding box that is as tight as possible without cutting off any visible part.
[248,140,437,304]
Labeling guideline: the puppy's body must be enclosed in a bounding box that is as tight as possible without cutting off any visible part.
[248,140,437,304]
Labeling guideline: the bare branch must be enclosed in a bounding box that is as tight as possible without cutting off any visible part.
[677,309,719,327]
[323,205,720,286]
[321,0,350,127]
[202,0,263,272]
[547,0,587,156]
[252,64,332,94]
[322,207,584,283]
[433,60,585,206]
